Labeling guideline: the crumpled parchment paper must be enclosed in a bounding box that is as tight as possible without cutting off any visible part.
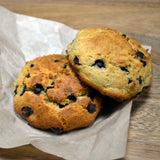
[0,6,151,160]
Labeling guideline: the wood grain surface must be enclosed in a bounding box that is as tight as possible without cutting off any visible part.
[0,0,160,160]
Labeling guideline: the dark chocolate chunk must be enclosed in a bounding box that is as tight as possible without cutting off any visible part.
[59,104,67,108]
[120,67,129,72]
[14,86,18,95]
[122,34,126,38]
[92,60,105,68]
[34,84,44,95]
[51,128,63,134]
[54,60,59,62]
[63,64,67,68]
[26,73,30,78]
[46,86,54,93]
[30,64,34,68]
[22,106,33,117]
[20,84,26,96]
[136,51,145,59]
[51,81,54,85]
[74,56,81,65]
[46,86,54,90]
[137,77,142,84]
[87,103,96,113]
[140,60,146,67]
[67,93,77,102]
[128,79,132,84]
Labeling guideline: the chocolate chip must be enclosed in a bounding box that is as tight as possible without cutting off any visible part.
[63,64,67,68]
[74,56,81,65]
[54,60,59,62]
[137,77,142,84]
[34,84,44,95]
[20,84,26,96]
[122,34,126,38]
[136,51,145,59]
[51,128,63,134]
[51,81,54,85]
[22,106,33,117]
[30,64,34,68]
[14,86,18,95]
[46,86,54,90]
[26,73,30,78]
[128,79,132,84]
[120,67,129,72]
[92,60,105,68]
[46,86,54,93]
[140,60,146,67]
[59,104,67,108]
[87,103,96,113]
[67,93,77,102]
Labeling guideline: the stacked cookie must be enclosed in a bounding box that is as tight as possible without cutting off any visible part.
[13,55,102,134]
[13,28,152,133]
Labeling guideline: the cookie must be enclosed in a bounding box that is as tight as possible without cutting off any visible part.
[13,55,101,133]
[67,28,152,101]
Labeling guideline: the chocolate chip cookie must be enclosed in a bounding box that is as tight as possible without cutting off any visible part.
[67,28,152,101]
[13,55,101,133]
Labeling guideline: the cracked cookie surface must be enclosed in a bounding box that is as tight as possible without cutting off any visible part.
[13,55,101,133]
[67,28,152,101]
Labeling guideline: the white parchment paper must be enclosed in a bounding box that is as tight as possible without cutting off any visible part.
[0,6,151,160]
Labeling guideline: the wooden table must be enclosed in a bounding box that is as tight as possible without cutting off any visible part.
[0,0,160,160]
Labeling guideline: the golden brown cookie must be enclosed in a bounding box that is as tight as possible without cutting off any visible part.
[67,28,152,101]
[13,55,101,133]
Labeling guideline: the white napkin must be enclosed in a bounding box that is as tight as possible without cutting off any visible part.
[0,6,151,160]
